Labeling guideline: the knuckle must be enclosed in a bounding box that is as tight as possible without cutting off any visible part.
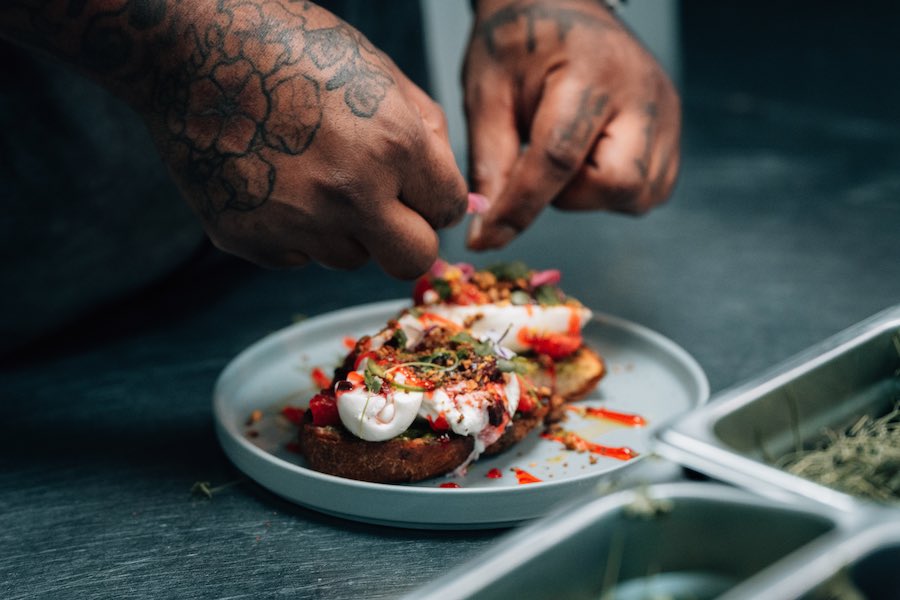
[321,168,373,208]
[587,170,647,214]
[542,140,582,177]
[207,227,243,257]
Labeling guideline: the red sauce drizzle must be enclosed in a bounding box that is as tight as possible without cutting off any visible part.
[486,468,503,479]
[280,406,305,424]
[567,307,581,335]
[570,406,647,427]
[439,482,461,488]
[342,336,357,350]
[512,468,542,484]
[541,431,638,461]
[310,367,332,390]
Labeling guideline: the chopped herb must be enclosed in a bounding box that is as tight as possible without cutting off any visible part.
[534,285,562,306]
[431,278,452,300]
[388,380,429,392]
[363,368,382,394]
[451,331,492,356]
[472,339,493,357]
[487,261,530,281]
[497,358,528,374]
[190,479,243,499]
[778,404,900,503]
[451,331,477,345]
[391,328,408,349]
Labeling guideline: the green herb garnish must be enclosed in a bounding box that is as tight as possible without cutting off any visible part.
[431,277,452,300]
[534,284,562,306]
[488,261,530,281]
[497,357,528,374]
[363,368,382,394]
[391,328,408,348]
[451,331,493,356]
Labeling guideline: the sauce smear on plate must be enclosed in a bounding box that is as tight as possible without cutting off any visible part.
[542,430,638,461]
[512,468,542,484]
[569,405,647,427]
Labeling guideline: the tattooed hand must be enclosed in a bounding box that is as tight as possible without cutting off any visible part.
[150,1,468,277]
[0,0,467,278]
[464,0,681,249]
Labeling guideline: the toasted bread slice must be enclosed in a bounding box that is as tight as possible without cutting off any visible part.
[521,346,606,403]
[300,392,552,484]
[300,416,475,483]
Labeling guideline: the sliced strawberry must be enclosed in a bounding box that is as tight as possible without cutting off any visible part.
[412,276,433,305]
[309,393,340,427]
[516,392,536,415]
[427,413,450,432]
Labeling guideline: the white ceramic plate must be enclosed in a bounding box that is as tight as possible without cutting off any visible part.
[213,299,709,529]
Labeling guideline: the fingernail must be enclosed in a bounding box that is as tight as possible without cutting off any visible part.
[467,192,490,214]
[489,224,518,248]
[467,214,483,246]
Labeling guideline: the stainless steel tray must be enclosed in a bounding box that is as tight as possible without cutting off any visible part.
[408,307,900,599]
[404,482,862,600]
[656,303,900,512]
[760,519,900,599]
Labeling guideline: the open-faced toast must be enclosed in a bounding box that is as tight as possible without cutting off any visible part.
[298,310,554,483]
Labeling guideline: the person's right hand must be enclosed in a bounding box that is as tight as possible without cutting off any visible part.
[138,1,466,278]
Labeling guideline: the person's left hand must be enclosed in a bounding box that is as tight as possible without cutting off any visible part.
[464,0,681,249]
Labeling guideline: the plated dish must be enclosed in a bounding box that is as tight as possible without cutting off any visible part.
[214,299,708,528]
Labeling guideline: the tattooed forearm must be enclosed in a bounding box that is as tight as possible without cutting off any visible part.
[476,1,614,57]
[0,0,395,219]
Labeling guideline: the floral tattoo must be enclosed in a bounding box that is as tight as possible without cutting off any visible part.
[1,0,396,218]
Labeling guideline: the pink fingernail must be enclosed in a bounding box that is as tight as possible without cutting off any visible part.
[467,192,490,214]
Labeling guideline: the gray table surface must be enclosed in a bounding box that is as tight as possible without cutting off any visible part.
[4,6,900,598]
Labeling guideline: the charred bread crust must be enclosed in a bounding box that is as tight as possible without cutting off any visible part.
[523,346,606,403]
[299,413,475,483]
[299,391,553,483]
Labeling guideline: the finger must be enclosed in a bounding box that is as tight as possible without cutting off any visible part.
[554,109,649,212]
[235,247,311,270]
[355,199,440,280]
[396,105,468,232]
[206,218,311,269]
[302,235,369,271]
[646,102,682,206]
[402,76,452,146]
[464,72,519,205]
[471,77,612,249]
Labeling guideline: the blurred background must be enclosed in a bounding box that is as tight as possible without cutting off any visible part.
[3,0,899,387]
